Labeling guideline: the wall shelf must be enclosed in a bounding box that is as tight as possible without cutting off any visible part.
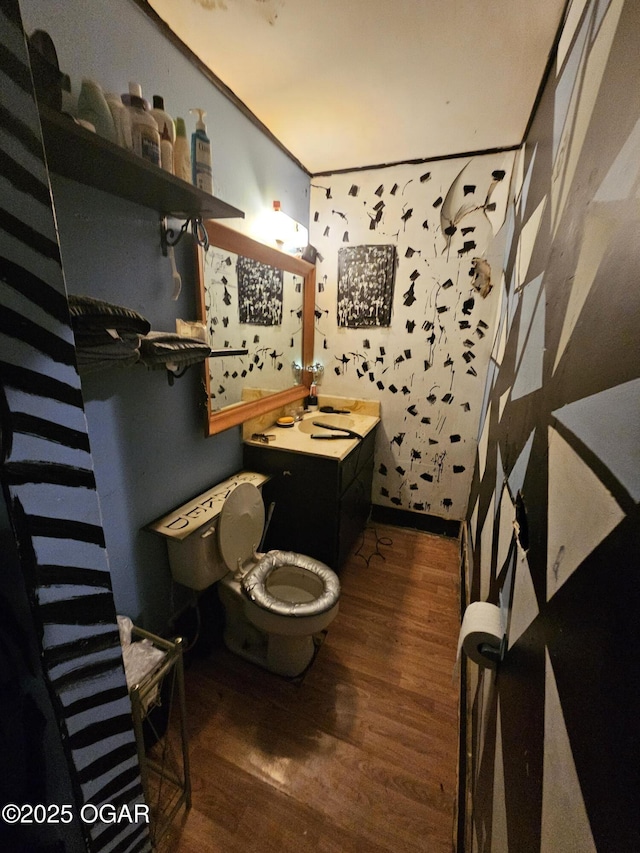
[38,104,245,221]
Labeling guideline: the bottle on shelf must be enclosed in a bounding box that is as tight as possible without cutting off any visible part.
[150,95,175,173]
[121,81,150,110]
[105,93,133,150]
[190,108,213,194]
[128,95,160,167]
[173,117,191,183]
[77,78,116,143]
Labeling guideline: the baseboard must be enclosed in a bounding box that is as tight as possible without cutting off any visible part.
[370,504,461,538]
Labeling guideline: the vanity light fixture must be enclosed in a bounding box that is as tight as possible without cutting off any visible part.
[271,200,309,255]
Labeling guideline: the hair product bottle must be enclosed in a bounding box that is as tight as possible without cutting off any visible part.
[173,117,191,183]
[150,95,175,173]
[190,108,213,193]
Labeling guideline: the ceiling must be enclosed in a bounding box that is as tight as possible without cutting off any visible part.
[147,0,568,175]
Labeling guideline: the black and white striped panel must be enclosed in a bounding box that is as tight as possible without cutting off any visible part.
[0,2,150,851]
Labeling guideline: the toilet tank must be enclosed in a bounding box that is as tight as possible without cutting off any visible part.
[146,471,269,591]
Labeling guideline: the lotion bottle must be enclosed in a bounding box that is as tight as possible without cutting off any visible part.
[77,78,116,143]
[128,95,160,167]
[150,95,175,173]
[190,108,213,193]
[173,117,191,183]
[105,93,132,149]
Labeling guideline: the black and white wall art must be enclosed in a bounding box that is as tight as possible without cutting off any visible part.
[237,255,284,326]
[337,244,396,327]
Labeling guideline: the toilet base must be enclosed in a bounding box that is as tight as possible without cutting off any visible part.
[223,627,316,678]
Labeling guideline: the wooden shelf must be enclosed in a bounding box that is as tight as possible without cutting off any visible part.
[38,105,245,221]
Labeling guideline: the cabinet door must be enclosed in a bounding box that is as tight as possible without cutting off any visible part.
[338,452,375,567]
[244,445,340,565]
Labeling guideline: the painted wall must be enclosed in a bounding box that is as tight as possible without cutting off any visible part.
[465,0,640,849]
[309,153,515,522]
[18,0,311,632]
[1,2,149,848]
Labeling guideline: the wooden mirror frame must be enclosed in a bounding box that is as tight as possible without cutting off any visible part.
[196,220,315,436]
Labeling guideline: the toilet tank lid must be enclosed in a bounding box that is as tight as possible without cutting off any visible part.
[144,471,269,541]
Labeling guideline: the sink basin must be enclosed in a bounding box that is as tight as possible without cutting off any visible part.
[297,414,357,435]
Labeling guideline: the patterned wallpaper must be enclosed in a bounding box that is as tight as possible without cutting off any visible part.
[0,4,150,850]
[309,151,515,521]
[465,0,640,849]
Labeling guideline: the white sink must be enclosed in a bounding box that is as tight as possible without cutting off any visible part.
[297,414,357,435]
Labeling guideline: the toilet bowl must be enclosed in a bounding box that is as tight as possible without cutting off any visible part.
[155,475,340,678]
[216,482,340,677]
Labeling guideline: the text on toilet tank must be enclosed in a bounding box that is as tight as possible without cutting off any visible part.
[150,472,269,540]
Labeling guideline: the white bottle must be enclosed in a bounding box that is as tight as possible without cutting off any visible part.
[150,95,175,173]
[77,78,116,143]
[128,95,160,167]
[121,81,150,110]
[190,108,213,193]
[105,93,133,150]
[173,117,191,183]
[150,96,175,144]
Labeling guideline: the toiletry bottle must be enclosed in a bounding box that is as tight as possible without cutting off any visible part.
[190,108,213,193]
[173,117,191,183]
[77,78,116,142]
[121,81,150,110]
[307,382,318,412]
[105,93,132,149]
[159,124,174,174]
[150,95,175,172]
[128,94,160,167]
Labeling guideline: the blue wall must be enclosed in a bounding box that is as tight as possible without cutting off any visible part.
[19,0,310,631]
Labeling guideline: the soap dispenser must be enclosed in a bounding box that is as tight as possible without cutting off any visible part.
[190,108,213,194]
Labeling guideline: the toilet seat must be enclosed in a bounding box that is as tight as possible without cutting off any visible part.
[243,550,340,617]
[218,482,265,574]
[218,482,340,617]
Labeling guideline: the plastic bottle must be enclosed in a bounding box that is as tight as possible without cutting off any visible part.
[128,95,160,167]
[77,78,116,143]
[105,93,133,150]
[307,382,319,412]
[150,95,175,173]
[158,125,173,174]
[150,96,175,144]
[173,117,191,183]
[121,81,150,110]
[190,108,213,193]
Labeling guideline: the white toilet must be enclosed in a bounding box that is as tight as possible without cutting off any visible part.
[153,474,340,677]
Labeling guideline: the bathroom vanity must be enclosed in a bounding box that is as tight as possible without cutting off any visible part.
[243,404,380,570]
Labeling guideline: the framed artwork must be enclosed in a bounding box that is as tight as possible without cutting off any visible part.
[337,244,396,327]
[237,255,284,325]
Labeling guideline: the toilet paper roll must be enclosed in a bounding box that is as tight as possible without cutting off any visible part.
[457,601,505,668]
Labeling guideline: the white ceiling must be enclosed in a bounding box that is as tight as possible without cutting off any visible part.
[147,0,568,175]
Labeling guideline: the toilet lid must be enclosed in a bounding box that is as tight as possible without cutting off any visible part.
[218,482,265,571]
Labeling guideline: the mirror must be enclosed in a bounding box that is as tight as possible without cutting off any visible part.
[196,220,315,436]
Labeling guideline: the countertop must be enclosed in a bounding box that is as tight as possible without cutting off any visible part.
[243,397,380,461]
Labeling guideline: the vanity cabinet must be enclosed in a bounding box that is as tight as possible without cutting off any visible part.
[243,426,377,570]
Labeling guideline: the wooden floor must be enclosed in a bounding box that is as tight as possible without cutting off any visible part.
[154,523,461,853]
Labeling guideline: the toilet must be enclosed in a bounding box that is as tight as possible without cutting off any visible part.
[151,474,340,677]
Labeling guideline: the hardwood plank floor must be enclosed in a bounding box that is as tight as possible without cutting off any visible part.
[154,523,461,853]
